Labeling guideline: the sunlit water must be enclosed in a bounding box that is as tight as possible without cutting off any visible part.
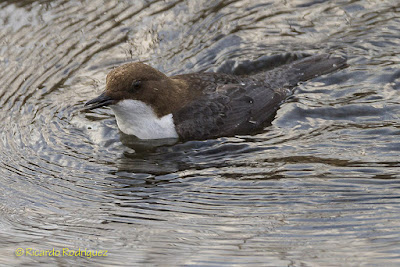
[1,0,400,266]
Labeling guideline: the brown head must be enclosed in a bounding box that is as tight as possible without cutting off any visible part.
[85,62,190,117]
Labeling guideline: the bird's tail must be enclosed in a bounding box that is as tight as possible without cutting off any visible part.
[286,53,347,85]
[255,54,347,87]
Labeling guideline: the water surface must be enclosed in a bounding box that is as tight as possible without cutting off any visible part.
[1,0,400,265]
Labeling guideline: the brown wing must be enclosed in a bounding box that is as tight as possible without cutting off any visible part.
[173,83,287,140]
[173,54,347,140]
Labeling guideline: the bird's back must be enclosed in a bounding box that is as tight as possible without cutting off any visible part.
[173,54,347,140]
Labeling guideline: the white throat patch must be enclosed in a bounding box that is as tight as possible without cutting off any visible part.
[110,100,178,139]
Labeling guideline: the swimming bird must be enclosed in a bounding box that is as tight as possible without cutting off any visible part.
[85,54,346,140]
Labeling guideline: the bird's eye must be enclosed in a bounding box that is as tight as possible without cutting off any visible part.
[131,80,141,90]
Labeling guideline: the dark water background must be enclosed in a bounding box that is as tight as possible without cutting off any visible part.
[1,0,400,266]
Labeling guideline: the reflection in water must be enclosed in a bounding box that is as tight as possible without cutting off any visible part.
[0,0,400,265]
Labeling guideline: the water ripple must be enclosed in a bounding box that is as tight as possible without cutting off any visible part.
[0,0,400,266]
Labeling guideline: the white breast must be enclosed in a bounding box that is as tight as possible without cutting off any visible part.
[110,99,179,139]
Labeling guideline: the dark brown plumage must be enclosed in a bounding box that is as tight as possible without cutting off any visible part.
[85,54,347,140]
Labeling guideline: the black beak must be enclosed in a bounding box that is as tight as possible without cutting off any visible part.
[84,92,115,110]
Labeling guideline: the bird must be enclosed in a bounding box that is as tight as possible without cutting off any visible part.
[85,54,346,141]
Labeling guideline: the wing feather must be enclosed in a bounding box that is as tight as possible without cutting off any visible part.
[173,83,286,140]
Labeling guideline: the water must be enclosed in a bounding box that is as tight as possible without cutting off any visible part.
[1,0,399,266]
